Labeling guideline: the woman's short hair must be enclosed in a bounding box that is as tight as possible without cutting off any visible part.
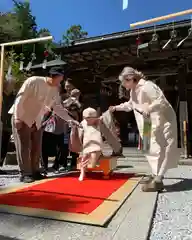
[119,66,145,82]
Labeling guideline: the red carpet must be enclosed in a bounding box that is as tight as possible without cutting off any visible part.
[0,173,133,214]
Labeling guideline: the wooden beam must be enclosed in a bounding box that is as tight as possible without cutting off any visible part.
[130,9,192,28]
[0,36,53,47]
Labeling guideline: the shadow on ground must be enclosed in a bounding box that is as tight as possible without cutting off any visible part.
[116,165,133,169]
[0,170,19,176]
[164,178,192,192]
[0,235,20,240]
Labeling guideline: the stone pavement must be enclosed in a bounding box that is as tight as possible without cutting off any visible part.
[149,166,192,240]
[0,148,191,239]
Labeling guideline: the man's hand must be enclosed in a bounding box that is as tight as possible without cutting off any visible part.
[14,119,23,130]
[108,106,116,112]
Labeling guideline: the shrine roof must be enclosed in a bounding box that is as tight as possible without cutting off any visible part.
[54,19,192,67]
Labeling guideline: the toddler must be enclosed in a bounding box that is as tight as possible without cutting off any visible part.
[78,107,103,181]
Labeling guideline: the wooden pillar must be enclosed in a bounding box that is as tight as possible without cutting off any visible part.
[177,64,189,158]
[159,75,167,89]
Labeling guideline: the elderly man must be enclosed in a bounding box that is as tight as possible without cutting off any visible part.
[11,67,77,183]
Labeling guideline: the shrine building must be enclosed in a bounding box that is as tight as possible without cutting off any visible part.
[55,19,192,156]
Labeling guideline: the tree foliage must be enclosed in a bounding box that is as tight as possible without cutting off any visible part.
[0,1,89,90]
[0,0,38,88]
[62,24,88,46]
[0,0,37,44]
[12,0,37,39]
[0,13,22,43]
[38,28,51,37]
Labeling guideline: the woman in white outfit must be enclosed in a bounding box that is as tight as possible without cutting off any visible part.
[109,67,180,192]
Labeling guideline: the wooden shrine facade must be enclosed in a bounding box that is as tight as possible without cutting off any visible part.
[55,19,192,155]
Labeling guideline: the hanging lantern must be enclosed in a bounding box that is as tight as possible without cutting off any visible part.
[151,33,159,43]
[42,49,49,69]
[136,36,142,46]
[150,26,159,44]
[149,32,160,50]
[44,49,49,58]
[136,35,143,57]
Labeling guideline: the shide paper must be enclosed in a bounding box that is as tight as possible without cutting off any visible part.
[123,0,128,10]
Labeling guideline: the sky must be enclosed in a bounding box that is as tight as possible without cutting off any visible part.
[0,0,192,42]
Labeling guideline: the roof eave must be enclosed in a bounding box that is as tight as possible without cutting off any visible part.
[55,19,191,52]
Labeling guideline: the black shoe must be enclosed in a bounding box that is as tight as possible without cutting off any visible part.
[21,175,35,183]
[41,166,48,171]
[19,175,24,182]
[41,169,48,176]
[33,172,47,180]
[59,166,67,172]
[52,164,59,173]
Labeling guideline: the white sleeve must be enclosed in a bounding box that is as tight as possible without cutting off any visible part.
[14,78,34,120]
[115,100,133,112]
[52,93,77,122]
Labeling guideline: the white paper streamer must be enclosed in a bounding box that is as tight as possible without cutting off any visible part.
[26,61,32,71]
[5,62,13,82]
[42,59,47,69]
[7,64,12,76]
[19,61,24,71]
[123,0,128,10]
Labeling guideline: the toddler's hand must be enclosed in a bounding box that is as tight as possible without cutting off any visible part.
[68,120,79,127]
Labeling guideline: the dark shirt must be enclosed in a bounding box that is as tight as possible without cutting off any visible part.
[2,92,16,132]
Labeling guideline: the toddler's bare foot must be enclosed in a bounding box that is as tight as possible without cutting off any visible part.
[79,169,85,181]
[78,174,84,181]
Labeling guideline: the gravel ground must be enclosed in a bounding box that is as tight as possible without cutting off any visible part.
[0,166,20,187]
[1,163,192,240]
[149,166,192,240]
[0,164,65,188]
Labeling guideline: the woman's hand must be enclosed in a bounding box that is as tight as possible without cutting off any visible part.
[142,103,150,118]
[109,106,116,112]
